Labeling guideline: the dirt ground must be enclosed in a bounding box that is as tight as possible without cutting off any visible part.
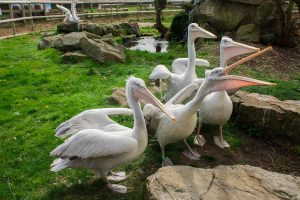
[179,127,300,177]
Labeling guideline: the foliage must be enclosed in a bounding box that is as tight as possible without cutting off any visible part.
[272,0,297,47]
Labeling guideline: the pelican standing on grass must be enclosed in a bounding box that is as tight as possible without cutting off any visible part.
[193,37,261,148]
[149,23,217,101]
[144,60,274,166]
[56,1,80,24]
[50,76,175,194]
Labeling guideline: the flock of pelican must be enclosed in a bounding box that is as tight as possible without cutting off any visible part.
[50,22,274,193]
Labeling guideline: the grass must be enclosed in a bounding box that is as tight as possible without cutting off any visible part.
[0,30,299,199]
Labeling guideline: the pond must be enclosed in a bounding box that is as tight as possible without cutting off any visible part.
[127,36,169,53]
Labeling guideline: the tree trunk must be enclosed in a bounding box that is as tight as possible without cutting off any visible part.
[154,0,168,38]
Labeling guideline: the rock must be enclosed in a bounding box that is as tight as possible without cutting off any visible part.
[37,34,63,50]
[191,0,257,32]
[231,91,300,144]
[108,88,128,106]
[61,51,88,63]
[101,34,115,46]
[57,22,81,33]
[53,32,101,52]
[54,32,87,52]
[236,24,260,43]
[80,37,126,63]
[146,165,300,200]
[57,22,141,37]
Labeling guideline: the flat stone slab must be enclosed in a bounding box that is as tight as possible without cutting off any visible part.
[146,165,300,200]
[231,91,300,144]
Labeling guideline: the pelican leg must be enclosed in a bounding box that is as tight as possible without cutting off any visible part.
[103,174,127,194]
[107,171,127,182]
[182,139,201,160]
[193,120,206,146]
[213,125,230,148]
[161,146,173,167]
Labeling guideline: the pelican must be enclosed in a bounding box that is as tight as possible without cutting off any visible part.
[149,23,217,101]
[144,66,274,166]
[194,37,260,148]
[56,1,80,24]
[50,76,175,193]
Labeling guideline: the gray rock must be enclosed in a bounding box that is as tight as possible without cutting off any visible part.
[57,22,81,33]
[108,88,128,106]
[57,22,141,37]
[236,24,260,43]
[37,34,63,50]
[53,32,101,52]
[61,51,88,63]
[191,0,257,32]
[231,91,300,144]
[146,165,300,200]
[80,37,125,63]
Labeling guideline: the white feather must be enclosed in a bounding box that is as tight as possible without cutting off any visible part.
[172,58,209,75]
[148,64,172,80]
[51,129,137,159]
[55,108,133,137]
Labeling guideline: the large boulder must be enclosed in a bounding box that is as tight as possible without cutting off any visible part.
[146,165,300,200]
[80,37,125,63]
[236,24,260,43]
[191,0,257,32]
[231,91,300,144]
[54,32,89,52]
[57,22,141,37]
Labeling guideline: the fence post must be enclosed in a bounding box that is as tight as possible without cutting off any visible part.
[110,3,113,23]
[136,1,139,21]
[29,3,34,31]
[21,3,26,24]
[9,3,16,35]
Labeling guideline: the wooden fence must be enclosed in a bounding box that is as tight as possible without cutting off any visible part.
[0,0,187,37]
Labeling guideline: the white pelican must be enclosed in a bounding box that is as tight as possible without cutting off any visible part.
[56,1,80,24]
[50,76,175,193]
[149,23,217,101]
[144,67,274,166]
[194,37,260,148]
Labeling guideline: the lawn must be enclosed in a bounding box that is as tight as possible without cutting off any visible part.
[0,32,299,200]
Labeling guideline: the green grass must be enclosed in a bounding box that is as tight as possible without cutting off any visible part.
[0,31,299,199]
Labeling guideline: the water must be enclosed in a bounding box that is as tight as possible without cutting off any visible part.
[128,37,169,53]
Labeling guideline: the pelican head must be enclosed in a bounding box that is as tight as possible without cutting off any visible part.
[188,23,217,41]
[220,36,260,67]
[126,76,175,121]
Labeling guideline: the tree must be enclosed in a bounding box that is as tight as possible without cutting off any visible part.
[154,0,168,38]
[273,0,296,47]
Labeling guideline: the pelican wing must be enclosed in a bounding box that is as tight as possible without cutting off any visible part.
[56,4,71,15]
[55,108,133,137]
[166,82,199,106]
[149,65,172,81]
[172,58,210,75]
[51,129,136,159]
